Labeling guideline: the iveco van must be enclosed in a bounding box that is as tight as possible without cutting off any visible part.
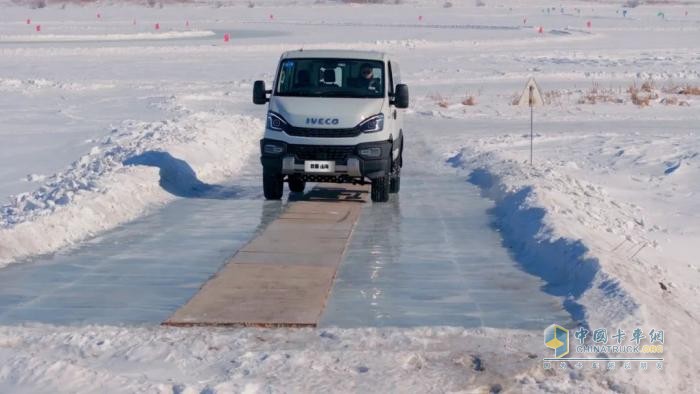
[252,50,409,202]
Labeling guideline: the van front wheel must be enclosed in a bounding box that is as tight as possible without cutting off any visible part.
[263,170,284,200]
[288,176,306,193]
[371,176,390,202]
[389,165,400,194]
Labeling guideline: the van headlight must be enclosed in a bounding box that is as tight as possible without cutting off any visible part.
[267,112,288,132]
[357,114,384,133]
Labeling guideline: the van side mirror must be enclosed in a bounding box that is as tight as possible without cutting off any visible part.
[253,80,270,104]
[393,84,409,109]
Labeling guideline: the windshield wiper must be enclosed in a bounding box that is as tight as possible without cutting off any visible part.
[317,91,366,97]
[280,91,378,98]
[278,92,315,97]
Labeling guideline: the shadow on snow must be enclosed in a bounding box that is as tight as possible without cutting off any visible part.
[448,153,637,327]
[124,151,250,200]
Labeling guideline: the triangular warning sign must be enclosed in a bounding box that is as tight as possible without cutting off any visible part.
[517,77,544,107]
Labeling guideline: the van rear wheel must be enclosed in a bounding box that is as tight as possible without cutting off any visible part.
[263,170,283,200]
[371,176,390,202]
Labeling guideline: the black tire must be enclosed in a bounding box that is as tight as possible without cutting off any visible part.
[371,175,390,202]
[389,164,401,194]
[390,143,402,194]
[263,170,283,200]
[288,176,306,193]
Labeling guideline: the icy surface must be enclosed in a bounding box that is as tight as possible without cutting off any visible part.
[0,160,278,325]
[0,167,570,328]
[321,174,570,329]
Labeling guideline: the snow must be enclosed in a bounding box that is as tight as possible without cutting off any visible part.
[0,0,699,392]
[0,30,216,42]
[0,110,263,265]
[0,324,627,394]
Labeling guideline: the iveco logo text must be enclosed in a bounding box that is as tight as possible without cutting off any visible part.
[306,118,339,125]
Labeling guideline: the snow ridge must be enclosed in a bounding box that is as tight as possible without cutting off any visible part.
[0,111,263,267]
[0,30,215,43]
[448,151,640,328]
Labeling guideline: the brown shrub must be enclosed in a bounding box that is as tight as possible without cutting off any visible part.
[640,79,655,93]
[462,96,477,106]
[628,84,658,107]
[659,81,699,95]
[678,85,700,95]
[429,93,450,108]
[543,90,565,105]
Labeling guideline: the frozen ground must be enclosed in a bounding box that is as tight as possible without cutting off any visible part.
[0,0,699,392]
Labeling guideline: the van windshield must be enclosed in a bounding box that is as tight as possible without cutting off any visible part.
[275,58,385,99]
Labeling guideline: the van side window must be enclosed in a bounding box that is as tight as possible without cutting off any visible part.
[388,61,394,95]
[277,60,296,93]
[393,62,401,85]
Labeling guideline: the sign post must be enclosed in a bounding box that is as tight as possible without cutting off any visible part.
[517,77,543,165]
[530,85,534,164]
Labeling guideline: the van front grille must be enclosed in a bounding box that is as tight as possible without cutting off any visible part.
[287,145,356,163]
[285,126,361,138]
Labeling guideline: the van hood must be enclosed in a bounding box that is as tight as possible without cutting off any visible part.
[270,96,385,129]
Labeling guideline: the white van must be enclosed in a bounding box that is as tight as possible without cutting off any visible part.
[253,49,408,202]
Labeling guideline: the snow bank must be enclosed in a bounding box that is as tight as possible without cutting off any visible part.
[444,130,698,391]
[450,156,640,328]
[0,77,116,92]
[0,324,624,394]
[0,112,263,267]
[0,30,215,43]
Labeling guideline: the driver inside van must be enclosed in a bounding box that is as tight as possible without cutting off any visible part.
[351,63,379,92]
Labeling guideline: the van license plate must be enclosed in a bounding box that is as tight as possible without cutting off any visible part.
[304,160,335,173]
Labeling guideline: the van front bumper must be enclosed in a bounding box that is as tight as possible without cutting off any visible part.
[260,139,391,180]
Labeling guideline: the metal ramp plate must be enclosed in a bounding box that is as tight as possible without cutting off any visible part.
[163,184,368,327]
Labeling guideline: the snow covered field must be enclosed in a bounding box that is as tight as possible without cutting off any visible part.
[0,0,699,392]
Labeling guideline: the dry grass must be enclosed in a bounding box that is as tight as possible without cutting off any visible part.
[533,79,692,107]
[661,82,700,95]
[578,84,624,104]
[510,79,695,107]
[640,79,655,93]
[660,96,678,105]
[428,93,450,108]
[635,79,699,106]
[678,85,700,95]
[509,92,520,105]
[462,96,477,106]
[661,97,690,106]
[628,83,659,107]
[543,90,566,106]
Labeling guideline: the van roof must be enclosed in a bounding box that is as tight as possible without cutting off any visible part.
[280,49,388,61]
